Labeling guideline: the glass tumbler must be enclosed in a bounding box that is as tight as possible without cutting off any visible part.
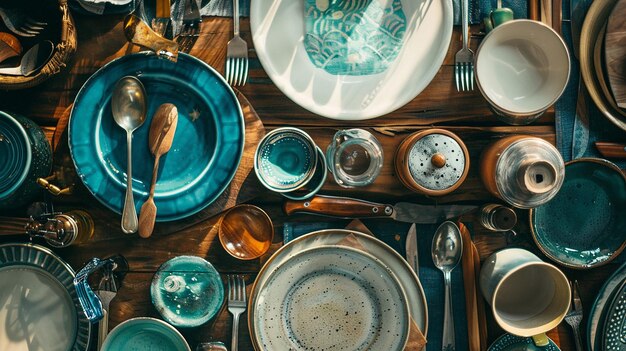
[326,129,383,187]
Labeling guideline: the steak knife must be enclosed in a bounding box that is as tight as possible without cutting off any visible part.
[405,224,419,276]
[283,195,478,224]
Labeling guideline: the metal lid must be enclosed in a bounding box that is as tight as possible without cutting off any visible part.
[407,132,467,191]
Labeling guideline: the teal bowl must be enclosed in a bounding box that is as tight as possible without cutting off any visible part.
[488,333,560,350]
[0,111,52,210]
[102,317,190,351]
[150,256,224,327]
[531,158,626,269]
[283,146,328,200]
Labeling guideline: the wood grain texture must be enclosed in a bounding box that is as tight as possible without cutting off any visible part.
[605,0,626,108]
[595,141,626,158]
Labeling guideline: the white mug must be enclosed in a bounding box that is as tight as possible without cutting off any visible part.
[480,248,570,345]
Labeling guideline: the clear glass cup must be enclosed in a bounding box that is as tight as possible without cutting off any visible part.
[326,129,383,187]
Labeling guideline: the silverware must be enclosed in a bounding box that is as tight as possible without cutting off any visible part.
[124,13,179,62]
[227,275,247,351]
[0,40,53,76]
[283,195,478,224]
[111,76,147,234]
[405,224,419,276]
[96,270,118,351]
[564,280,584,351]
[151,0,172,38]
[177,0,202,53]
[225,0,248,86]
[432,221,463,351]
[0,7,46,37]
[454,0,473,91]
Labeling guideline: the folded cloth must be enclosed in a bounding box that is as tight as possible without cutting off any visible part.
[283,219,469,351]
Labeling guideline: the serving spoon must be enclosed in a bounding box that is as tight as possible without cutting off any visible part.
[0,40,53,76]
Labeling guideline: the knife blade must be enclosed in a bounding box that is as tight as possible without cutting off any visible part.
[152,0,172,39]
[283,195,478,224]
[405,224,419,276]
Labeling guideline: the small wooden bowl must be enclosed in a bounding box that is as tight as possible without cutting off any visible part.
[218,205,274,260]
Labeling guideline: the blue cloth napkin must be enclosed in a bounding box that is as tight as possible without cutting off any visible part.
[284,220,469,351]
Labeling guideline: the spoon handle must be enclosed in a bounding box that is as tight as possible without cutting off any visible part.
[121,131,138,234]
[443,270,456,351]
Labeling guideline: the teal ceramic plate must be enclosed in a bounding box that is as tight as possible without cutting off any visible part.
[0,243,91,351]
[531,158,626,268]
[488,334,560,351]
[603,280,626,350]
[588,261,626,351]
[101,317,190,351]
[151,256,224,327]
[69,52,244,222]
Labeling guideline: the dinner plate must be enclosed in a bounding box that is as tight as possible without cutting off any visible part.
[603,280,626,350]
[69,52,245,221]
[488,334,560,351]
[580,0,626,132]
[0,243,91,351]
[250,0,453,120]
[588,261,626,351]
[248,229,428,351]
[254,246,410,350]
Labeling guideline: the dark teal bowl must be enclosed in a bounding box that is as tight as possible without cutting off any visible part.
[0,111,51,210]
[531,158,626,269]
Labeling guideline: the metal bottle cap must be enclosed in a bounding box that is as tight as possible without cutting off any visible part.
[407,133,467,191]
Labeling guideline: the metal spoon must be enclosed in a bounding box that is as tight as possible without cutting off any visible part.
[111,76,147,234]
[432,221,463,351]
[0,40,53,76]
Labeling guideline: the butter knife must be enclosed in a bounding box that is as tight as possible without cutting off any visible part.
[152,0,172,39]
[405,224,419,276]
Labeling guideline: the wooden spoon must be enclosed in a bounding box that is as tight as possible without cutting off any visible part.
[138,103,178,238]
[0,32,22,63]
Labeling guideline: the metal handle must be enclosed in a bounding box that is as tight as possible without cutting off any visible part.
[461,0,468,51]
[233,0,240,36]
[98,308,109,350]
[231,312,240,351]
[121,131,137,234]
[443,270,456,351]
[74,258,108,323]
[572,325,584,351]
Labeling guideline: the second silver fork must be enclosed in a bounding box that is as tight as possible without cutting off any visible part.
[227,275,247,351]
[225,0,248,86]
[564,280,584,351]
[455,0,474,92]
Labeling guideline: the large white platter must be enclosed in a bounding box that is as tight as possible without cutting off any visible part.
[250,0,453,120]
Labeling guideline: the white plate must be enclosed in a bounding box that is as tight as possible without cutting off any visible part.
[254,246,410,350]
[250,0,453,120]
[249,229,428,350]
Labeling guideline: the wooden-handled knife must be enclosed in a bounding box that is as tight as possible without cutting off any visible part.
[595,142,626,159]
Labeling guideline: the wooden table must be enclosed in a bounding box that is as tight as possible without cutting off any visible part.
[0,13,618,350]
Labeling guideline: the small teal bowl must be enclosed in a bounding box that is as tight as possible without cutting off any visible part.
[283,146,328,200]
[0,111,52,210]
[102,317,190,351]
[254,127,318,193]
[488,333,560,350]
[531,158,626,269]
[151,256,224,328]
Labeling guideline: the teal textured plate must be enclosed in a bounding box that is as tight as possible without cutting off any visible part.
[69,52,244,222]
[151,256,224,327]
[531,158,626,268]
[588,262,626,351]
[488,334,560,351]
[0,243,91,351]
[101,317,190,351]
[603,280,626,350]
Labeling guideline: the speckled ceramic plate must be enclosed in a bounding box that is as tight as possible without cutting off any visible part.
[603,280,626,350]
[250,0,452,120]
[69,52,244,222]
[588,262,626,351]
[254,246,410,350]
[0,243,91,351]
[488,334,560,351]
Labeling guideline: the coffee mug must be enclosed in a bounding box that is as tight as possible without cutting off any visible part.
[475,19,570,125]
[480,248,571,346]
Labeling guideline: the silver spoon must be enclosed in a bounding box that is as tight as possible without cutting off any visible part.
[432,221,463,351]
[0,40,53,76]
[111,76,147,234]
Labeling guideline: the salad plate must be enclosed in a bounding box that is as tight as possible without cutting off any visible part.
[588,261,626,351]
[603,280,626,351]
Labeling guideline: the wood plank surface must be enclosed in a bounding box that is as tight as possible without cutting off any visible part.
[0,12,601,351]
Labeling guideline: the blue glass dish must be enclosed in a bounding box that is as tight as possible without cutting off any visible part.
[102,317,190,351]
[69,52,244,221]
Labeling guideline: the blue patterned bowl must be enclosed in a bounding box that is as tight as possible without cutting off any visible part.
[0,111,51,210]
[69,52,244,222]
[531,158,626,269]
[488,333,560,350]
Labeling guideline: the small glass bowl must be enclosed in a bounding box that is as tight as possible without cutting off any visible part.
[218,204,274,260]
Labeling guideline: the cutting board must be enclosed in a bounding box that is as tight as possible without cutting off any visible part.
[604,0,626,109]
[49,90,266,238]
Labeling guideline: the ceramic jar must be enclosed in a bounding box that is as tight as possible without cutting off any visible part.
[480,135,564,209]
[0,111,51,210]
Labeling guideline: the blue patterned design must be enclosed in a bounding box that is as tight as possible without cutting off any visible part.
[304,0,406,75]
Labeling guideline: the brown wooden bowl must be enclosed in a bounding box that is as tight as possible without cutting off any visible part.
[218,204,274,260]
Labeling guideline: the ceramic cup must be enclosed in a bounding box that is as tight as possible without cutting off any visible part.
[101,317,191,351]
[475,19,570,125]
[480,248,571,346]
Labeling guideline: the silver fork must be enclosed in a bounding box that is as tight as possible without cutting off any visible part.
[564,280,584,351]
[227,275,247,351]
[0,7,46,37]
[454,0,474,91]
[225,0,248,86]
[176,0,202,53]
